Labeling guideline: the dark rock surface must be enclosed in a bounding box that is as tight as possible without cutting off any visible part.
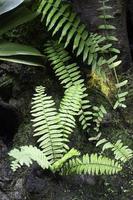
[0,140,26,200]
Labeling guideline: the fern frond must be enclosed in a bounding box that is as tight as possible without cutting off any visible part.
[92,105,107,133]
[98,0,118,47]
[8,145,50,172]
[44,40,92,130]
[38,0,106,65]
[96,138,133,163]
[61,153,122,175]
[31,86,66,164]
[44,41,82,88]
[97,0,128,109]
[113,80,128,109]
[52,148,80,172]
[59,85,82,140]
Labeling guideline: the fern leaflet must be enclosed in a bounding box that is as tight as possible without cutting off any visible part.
[96,138,133,163]
[61,153,122,175]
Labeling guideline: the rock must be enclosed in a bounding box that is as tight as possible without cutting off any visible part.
[0,101,19,146]
[0,191,10,200]
[25,167,98,200]
[8,178,27,200]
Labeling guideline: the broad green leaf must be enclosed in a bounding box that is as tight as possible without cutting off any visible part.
[0,55,44,67]
[0,42,45,66]
[0,42,44,57]
[0,0,24,15]
[0,6,38,35]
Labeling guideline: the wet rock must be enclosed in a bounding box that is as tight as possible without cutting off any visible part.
[0,101,19,146]
[8,178,27,200]
[25,167,99,200]
[0,190,10,200]
[0,139,28,200]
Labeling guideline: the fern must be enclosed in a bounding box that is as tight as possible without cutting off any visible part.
[61,153,122,175]
[97,0,128,109]
[44,40,92,130]
[9,85,124,176]
[39,0,128,108]
[8,0,131,178]
[98,0,119,52]
[9,145,50,172]
[44,41,83,89]
[38,0,107,66]
[113,80,128,109]
[59,85,82,140]
[92,105,107,133]
[96,138,133,163]
[31,85,66,163]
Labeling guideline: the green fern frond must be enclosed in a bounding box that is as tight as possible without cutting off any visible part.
[44,41,82,89]
[113,80,128,109]
[92,105,107,133]
[96,138,133,163]
[52,148,80,172]
[8,145,50,172]
[61,153,122,175]
[98,0,118,46]
[97,0,128,109]
[59,85,82,139]
[31,86,66,163]
[44,40,92,130]
[38,0,106,65]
